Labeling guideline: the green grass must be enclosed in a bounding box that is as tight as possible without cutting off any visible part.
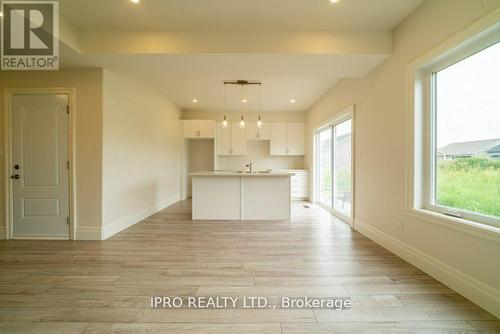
[437,158,500,218]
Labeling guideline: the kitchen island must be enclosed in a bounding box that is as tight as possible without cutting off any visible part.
[190,171,294,220]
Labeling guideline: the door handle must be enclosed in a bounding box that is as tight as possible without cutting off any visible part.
[10,174,20,180]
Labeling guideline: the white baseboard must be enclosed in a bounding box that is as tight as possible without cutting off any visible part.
[101,195,180,240]
[75,226,102,240]
[354,219,500,318]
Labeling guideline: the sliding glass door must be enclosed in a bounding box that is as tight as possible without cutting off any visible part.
[315,112,353,222]
[333,119,352,217]
[318,128,332,207]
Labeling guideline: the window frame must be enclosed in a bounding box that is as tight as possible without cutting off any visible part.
[406,14,500,233]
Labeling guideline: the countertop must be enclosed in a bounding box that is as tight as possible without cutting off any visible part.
[190,171,295,177]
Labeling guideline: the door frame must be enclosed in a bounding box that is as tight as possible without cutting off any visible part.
[3,88,77,240]
[313,104,355,226]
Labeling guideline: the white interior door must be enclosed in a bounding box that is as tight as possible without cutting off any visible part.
[11,94,70,239]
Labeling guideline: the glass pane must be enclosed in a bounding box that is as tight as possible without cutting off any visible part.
[333,119,352,216]
[435,42,500,218]
[318,128,332,207]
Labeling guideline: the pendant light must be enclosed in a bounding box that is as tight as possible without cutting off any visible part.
[257,83,262,128]
[239,84,245,129]
[222,80,262,129]
[222,83,228,128]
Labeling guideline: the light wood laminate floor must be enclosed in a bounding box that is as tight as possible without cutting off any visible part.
[0,200,498,334]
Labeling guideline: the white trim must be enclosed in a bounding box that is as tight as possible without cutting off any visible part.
[101,196,180,240]
[405,8,500,235]
[406,209,500,245]
[354,218,500,319]
[12,234,69,240]
[317,201,352,225]
[3,88,77,240]
[312,104,355,226]
[75,226,101,241]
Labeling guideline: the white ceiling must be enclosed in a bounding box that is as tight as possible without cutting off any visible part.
[59,0,423,112]
[60,0,423,31]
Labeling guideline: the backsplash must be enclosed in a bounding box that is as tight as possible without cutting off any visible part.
[216,140,305,171]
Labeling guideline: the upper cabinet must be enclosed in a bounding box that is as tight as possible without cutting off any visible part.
[287,122,305,155]
[270,122,305,155]
[246,122,271,140]
[184,119,304,156]
[216,122,247,155]
[183,120,215,139]
[270,122,288,155]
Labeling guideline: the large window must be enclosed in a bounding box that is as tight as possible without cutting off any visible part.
[421,37,500,227]
[315,109,353,222]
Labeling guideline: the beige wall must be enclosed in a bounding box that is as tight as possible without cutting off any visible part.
[0,69,103,240]
[306,0,500,316]
[101,70,181,238]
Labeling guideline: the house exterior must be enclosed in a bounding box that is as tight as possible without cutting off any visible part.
[487,143,500,159]
[438,138,500,160]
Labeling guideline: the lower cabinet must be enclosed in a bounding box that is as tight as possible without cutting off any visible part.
[275,169,309,200]
[290,170,309,200]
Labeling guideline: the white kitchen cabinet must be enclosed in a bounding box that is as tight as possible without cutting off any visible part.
[231,122,247,155]
[183,120,215,139]
[290,170,309,200]
[277,169,309,200]
[270,122,288,155]
[270,122,305,155]
[216,122,232,155]
[287,122,305,155]
[216,122,247,155]
[246,121,271,140]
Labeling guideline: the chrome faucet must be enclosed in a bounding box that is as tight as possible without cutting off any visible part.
[245,161,253,173]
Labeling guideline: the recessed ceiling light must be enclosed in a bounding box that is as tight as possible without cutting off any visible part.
[192,99,198,103]
[242,99,247,103]
[130,0,140,4]
[329,0,339,3]
[290,99,296,104]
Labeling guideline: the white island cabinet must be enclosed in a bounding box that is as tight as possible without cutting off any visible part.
[190,171,293,220]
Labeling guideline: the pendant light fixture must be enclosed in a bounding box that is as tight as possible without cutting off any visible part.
[239,84,245,129]
[222,80,262,129]
[222,83,228,128]
[257,83,262,128]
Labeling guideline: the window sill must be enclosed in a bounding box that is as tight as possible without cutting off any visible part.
[405,208,500,245]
